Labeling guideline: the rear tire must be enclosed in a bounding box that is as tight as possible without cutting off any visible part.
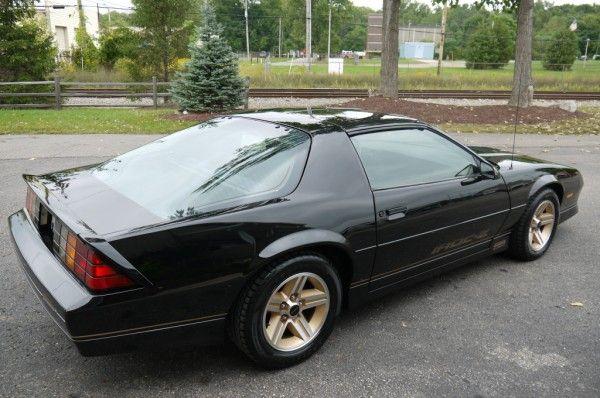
[230,253,342,369]
[508,188,559,261]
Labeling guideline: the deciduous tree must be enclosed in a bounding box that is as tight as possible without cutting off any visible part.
[131,0,196,81]
[435,0,535,107]
[543,27,578,71]
[464,15,515,69]
[0,0,56,81]
[380,0,401,98]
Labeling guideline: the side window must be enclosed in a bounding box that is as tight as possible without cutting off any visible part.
[351,128,477,190]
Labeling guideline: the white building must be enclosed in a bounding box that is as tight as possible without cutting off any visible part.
[37,1,100,57]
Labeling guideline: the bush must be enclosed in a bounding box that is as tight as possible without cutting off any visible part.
[0,17,57,104]
[99,27,140,69]
[114,57,155,81]
[543,28,578,71]
[71,28,99,70]
[464,16,515,69]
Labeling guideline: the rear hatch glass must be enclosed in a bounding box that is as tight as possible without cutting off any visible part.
[92,117,311,220]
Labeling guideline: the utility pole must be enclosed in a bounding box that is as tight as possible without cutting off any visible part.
[76,0,85,30]
[107,7,111,27]
[44,0,52,33]
[306,0,312,70]
[583,38,590,67]
[96,3,101,30]
[327,0,332,60]
[278,16,282,58]
[437,6,447,76]
[244,0,250,59]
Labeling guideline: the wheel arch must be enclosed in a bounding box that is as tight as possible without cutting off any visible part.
[529,174,564,205]
[257,230,355,306]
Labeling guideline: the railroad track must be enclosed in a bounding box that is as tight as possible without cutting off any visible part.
[62,87,600,100]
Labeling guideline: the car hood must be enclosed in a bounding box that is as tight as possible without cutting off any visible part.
[26,165,163,237]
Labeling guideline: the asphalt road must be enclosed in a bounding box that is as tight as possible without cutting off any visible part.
[1,133,599,397]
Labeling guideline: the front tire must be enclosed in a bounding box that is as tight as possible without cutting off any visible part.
[508,188,559,261]
[230,254,342,368]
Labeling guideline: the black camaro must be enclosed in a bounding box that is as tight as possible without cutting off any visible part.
[9,109,582,368]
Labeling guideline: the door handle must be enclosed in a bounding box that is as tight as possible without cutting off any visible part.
[385,206,408,221]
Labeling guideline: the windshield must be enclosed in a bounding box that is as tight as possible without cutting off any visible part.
[92,117,311,219]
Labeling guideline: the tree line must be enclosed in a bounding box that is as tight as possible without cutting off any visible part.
[380,0,598,106]
[1,0,599,108]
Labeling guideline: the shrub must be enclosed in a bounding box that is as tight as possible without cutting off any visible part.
[71,28,99,70]
[99,27,140,69]
[0,16,57,104]
[543,28,579,71]
[464,16,514,69]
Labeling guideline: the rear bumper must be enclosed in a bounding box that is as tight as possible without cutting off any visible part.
[9,209,92,339]
[9,209,226,356]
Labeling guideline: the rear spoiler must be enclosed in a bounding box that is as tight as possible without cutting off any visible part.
[23,174,100,238]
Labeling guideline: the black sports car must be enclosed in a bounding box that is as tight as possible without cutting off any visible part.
[9,109,582,368]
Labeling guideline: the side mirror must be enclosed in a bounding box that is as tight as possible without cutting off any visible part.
[479,162,497,179]
[461,162,497,186]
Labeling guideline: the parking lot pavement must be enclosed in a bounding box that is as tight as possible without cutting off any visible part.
[1,133,599,397]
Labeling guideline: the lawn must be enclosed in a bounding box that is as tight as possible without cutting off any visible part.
[0,108,197,134]
[240,60,600,91]
[54,59,600,92]
[0,106,598,135]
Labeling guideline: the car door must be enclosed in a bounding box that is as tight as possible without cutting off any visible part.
[350,127,510,291]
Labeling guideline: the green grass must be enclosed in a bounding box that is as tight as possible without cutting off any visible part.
[0,108,196,134]
[240,60,600,91]
[52,59,600,92]
[1,105,597,136]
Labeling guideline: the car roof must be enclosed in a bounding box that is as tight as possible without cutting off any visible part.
[231,108,422,135]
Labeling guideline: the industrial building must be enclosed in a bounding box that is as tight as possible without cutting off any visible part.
[36,0,100,58]
[366,13,441,60]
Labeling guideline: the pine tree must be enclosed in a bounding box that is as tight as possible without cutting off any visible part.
[170,3,245,113]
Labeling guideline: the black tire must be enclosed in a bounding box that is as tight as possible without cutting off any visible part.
[508,188,560,261]
[229,253,342,369]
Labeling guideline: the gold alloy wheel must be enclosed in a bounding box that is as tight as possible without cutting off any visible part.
[263,272,330,352]
[528,200,556,252]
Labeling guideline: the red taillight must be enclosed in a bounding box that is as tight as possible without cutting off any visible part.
[28,186,135,293]
[64,231,135,292]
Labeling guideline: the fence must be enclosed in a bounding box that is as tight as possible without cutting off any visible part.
[2,76,600,110]
[0,77,170,109]
[0,77,253,110]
